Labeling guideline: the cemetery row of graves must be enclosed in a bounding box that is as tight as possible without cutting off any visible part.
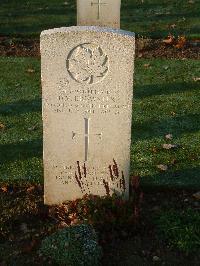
[0,0,200,265]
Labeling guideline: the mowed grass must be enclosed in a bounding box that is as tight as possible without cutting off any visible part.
[0,57,42,184]
[0,57,199,188]
[0,0,199,39]
[132,59,200,188]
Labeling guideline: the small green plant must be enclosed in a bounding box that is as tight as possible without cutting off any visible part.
[40,224,102,266]
[155,208,200,253]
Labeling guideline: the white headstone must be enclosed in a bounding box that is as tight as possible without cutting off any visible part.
[77,0,121,29]
[41,26,135,205]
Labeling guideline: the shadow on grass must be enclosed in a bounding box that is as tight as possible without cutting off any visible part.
[0,2,76,37]
[132,113,200,141]
[1,0,199,38]
[140,166,200,190]
[1,19,75,34]
[0,139,42,163]
[17,6,76,17]
[0,99,41,116]
[134,82,199,99]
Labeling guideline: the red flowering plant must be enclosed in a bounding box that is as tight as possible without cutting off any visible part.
[49,176,143,242]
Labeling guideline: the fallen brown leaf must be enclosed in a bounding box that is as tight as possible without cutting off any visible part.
[70,218,80,225]
[163,34,175,45]
[1,186,8,193]
[170,111,176,116]
[162,144,178,150]
[157,164,168,171]
[165,134,173,140]
[175,36,186,49]
[193,77,200,82]
[26,68,35,73]
[193,192,200,200]
[153,256,160,262]
[151,146,158,153]
[144,63,150,68]
[27,186,35,192]
[0,123,5,130]
[170,24,176,29]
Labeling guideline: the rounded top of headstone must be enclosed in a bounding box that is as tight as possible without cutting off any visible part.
[41,26,135,39]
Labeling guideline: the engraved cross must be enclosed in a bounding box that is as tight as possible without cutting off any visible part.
[72,118,102,162]
[91,0,107,20]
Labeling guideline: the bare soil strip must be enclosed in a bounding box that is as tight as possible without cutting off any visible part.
[0,36,199,59]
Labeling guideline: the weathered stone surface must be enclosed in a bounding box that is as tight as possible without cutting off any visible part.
[77,0,121,29]
[41,26,135,205]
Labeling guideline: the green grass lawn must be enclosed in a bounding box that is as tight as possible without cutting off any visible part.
[0,57,42,184]
[0,0,199,39]
[155,208,200,253]
[0,56,199,188]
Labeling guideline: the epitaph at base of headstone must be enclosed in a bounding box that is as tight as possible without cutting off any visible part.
[77,0,121,29]
[41,26,135,205]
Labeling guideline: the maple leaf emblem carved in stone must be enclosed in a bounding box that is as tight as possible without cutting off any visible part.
[67,43,109,84]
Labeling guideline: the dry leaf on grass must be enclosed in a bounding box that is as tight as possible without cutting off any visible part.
[193,77,200,82]
[170,111,176,116]
[157,164,168,171]
[165,134,173,140]
[193,192,200,200]
[151,146,158,153]
[1,186,8,193]
[170,24,176,29]
[163,35,186,48]
[144,63,150,68]
[163,34,175,45]
[26,68,35,73]
[0,123,5,130]
[162,144,178,150]
[175,36,186,49]
[27,186,35,192]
